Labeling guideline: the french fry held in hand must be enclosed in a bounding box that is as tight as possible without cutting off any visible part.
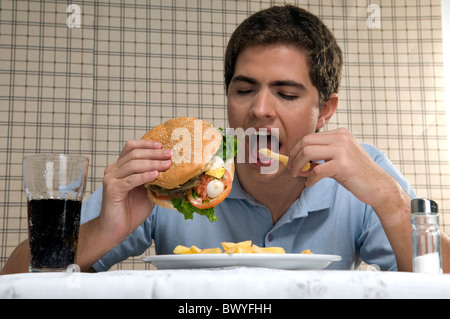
[258,148,310,172]
[173,240,313,255]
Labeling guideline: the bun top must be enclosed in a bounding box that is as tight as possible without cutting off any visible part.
[142,117,222,189]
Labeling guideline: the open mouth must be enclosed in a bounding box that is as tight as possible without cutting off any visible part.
[248,128,282,167]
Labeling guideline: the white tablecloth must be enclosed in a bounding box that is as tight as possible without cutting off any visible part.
[1,268,450,299]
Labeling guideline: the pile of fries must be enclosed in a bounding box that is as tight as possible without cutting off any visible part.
[173,240,313,255]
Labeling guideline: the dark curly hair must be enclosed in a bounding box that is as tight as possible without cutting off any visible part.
[225,5,343,107]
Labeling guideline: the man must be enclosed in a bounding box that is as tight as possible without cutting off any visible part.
[2,5,449,274]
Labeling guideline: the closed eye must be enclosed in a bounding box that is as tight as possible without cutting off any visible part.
[237,89,253,95]
[278,92,298,101]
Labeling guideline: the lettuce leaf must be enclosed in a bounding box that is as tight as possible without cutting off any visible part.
[172,198,218,223]
[217,128,238,161]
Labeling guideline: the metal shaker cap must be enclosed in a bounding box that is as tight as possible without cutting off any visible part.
[411,199,438,214]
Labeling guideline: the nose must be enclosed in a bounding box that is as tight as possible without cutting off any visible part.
[249,88,277,120]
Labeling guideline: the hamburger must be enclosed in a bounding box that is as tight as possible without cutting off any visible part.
[142,117,236,222]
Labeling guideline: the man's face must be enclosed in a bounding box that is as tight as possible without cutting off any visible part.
[227,44,323,180]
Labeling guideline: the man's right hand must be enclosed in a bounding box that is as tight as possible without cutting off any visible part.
[98,139,172,247]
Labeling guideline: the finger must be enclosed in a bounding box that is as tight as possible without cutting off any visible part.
[115,148,172,170]
[113,159,172,180]
[123,170,160,191]
[309,128,357,148]
[108,170,159,195]
[290,145,337,176]
[288,133,333,169]
[304,161,334,188]
[290,128,352,158]
[289,155,312,176]
[296,162,320,177]
[118,139,163,160]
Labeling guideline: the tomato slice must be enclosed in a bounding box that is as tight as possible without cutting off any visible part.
[187,170,232,209]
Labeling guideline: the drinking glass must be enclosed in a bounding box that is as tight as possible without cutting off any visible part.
[23,154,89,272]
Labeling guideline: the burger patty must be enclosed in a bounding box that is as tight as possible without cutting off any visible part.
[147,173,201,198]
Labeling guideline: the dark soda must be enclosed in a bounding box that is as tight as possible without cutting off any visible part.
[27,199,82,271]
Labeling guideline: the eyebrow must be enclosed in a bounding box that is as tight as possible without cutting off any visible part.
[231,75,257,85]
[231,75,306,91]
[271,80,306,91]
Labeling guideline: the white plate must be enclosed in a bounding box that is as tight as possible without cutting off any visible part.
[141,253,342,270]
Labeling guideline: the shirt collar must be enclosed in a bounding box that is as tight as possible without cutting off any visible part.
[228,174,247,199]
[228,174,262,206]
[300,178,336,213]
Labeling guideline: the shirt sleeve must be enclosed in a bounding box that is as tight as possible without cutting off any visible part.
[357,207,398,271]
[357,144,417,271]
[80,186,155,272]
[80,186,103,225]
[92,214,155,272]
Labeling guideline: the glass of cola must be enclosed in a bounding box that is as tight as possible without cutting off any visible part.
[23,154,88,272]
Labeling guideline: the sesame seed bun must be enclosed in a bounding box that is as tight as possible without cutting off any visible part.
[142,117,223,189]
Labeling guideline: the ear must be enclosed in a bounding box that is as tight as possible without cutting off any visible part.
[316,93,338,131]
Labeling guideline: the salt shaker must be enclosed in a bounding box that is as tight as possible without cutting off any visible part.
[411,199,442,274]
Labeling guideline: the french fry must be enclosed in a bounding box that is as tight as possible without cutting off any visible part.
[173,245,193,254]
[251,245,285,254]
[221,240,252,253]
[190,246,202,253]
[220,242,236,251]
[258,148,310,172]
[263,247,285,254]
[173,245,188,254]
[258,148,289,166]
[173,241,311,255]
[264,247,286,254]
[233,246,253,253]
[250,245,265,254]
[301,162,311,172]
[174,245,222,254]
[300,249,313,254]
[200,248,223,254]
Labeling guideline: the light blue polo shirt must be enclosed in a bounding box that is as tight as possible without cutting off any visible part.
[81,144,416,272]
